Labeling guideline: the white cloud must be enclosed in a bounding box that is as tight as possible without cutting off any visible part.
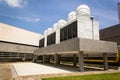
[34,18,40,22]
[0,13,40,22]
[1,0,27,8]
[21,17,40,22]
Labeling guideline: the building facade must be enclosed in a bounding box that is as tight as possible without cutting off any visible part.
[0,23,42,61]
[35,4,117,71]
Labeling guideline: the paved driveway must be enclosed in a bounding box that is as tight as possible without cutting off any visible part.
[12,62,73,76]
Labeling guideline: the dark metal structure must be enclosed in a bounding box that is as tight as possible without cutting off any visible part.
[100,24,120,45]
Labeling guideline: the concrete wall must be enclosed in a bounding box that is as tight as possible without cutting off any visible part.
[34,38,117,55]
[0,41,38,53]
[34,38,79,55]
[0,23,42,46]
[79,38,117,53]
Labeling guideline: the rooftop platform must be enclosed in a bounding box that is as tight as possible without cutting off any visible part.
[34,38,117,55]
[34,38,117,72]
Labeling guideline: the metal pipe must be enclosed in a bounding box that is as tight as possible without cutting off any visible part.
[91,17,94,40]
[84,49,119,63]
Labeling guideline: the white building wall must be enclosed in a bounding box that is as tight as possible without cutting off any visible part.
[93,21,99,40]
[44,30,47,47]
[53,23,59,44]
[44,36,47,47]
[77,18,99,40]
[56,29,60,44]
[84,21,93,39]
[77,16,93,39]
[0,23,42,46]
[76,4,100,40]
[54,20,66,44]
[40,4,100,47]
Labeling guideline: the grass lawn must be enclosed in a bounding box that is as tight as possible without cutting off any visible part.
[42,72,120,80]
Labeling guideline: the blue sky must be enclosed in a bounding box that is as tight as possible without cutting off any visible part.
[0,0,120,34]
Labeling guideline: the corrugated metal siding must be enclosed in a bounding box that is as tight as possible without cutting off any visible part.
[100,24,120,45]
